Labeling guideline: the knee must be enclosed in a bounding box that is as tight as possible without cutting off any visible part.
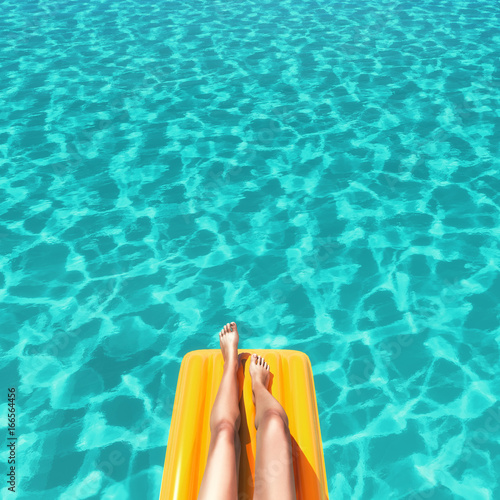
[210,407,241,434]
[259,409,290,436]
[211,418,239,439]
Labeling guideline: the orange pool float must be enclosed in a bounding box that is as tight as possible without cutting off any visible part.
[159,349,329,499]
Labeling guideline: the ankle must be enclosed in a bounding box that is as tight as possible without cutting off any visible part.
[252,380,267,393]
[224,358,239,372]
[252,382,269,401]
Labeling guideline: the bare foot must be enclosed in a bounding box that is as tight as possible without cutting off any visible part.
[219,322,239,366]
[249,353,270,405]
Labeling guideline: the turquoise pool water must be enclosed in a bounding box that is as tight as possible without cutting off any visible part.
[1,0,500,498]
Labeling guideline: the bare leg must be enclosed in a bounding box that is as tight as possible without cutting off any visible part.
[197,322,241,500]
[250,354,296,500]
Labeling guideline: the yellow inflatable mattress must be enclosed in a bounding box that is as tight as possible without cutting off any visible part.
[159,349,329,499]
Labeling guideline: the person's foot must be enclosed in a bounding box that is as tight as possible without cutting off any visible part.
[219,322,239,366]
[249,353,270,405]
